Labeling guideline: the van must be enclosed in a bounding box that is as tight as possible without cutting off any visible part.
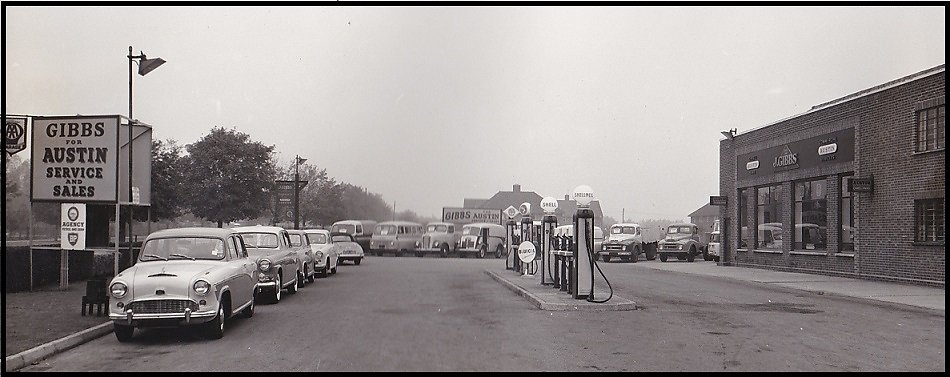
[457,223,507,258]
[330,220,377,251]
[370,221,424,257]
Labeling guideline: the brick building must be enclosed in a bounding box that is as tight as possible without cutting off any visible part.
[719,64,944,287]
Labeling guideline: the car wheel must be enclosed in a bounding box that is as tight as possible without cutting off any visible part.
[714,256,720,263]
[593,253,600,262]
[114,324,134,342]
[330,258,337,274]
[659,254,668,262]
[297,270,306,288]
[440,244,449,258]
[205,305,225,340]
[242,296,255,318]
[703,247,712,261]
[495,245,504,259]
[272,274,282,303]
[354,257,362,265]
[631,245,641,263]
[395,250,402,257]
[288,272,299,294]
[458,250,466,258]
[478,245,487,259]
[687,247,696,262]
[319,265,328,278]
[603,255,611,263]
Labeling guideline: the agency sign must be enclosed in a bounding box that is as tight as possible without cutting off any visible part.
[442,207,503,225]
[32,116,120,202]
[61,203,87,250]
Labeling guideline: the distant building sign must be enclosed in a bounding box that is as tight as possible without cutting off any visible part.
[504,206,520,219]
[442,207,503,225]
[709,196,728,206]
[737,127,854,180]
[5,116,28,156]
[31,116,120,202]
[274,180,307,221]
[848,177,874,193]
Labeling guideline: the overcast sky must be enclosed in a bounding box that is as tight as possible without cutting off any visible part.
[5,6,945,221]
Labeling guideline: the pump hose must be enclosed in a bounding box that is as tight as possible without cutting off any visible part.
[587,219,613,303]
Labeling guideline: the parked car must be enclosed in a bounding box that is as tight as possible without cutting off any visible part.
[370,221,424,257]
[286,229,317,283]
[108,227,258,342]
[555,224,606,259]
[658,223,706,262]
[330,220,377,252]
[302,229,339,277]
[600,223,661,262]
[330,232,365,265]
[416,222,461,257]
[232,225,302,303]
[705,219,721,262]
[457,223,507,258]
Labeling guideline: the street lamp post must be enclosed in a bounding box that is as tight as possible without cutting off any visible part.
[294,155,307,229]
[127,46,165,261]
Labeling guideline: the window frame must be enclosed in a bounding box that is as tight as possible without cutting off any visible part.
[915,104,945,153]
[914,198,945,244]
[793,177,828,251]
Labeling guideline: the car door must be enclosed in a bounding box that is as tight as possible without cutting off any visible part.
[228,236,257,306]
[226,236,251,310]
[278,231,296,284]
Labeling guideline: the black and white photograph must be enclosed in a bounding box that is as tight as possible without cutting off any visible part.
[2,3,945,372]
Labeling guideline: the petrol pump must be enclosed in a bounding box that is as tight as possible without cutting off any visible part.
[539,196,558,285]
[519,202,533,275]
[570,185,613,303]
[504,205,519,271]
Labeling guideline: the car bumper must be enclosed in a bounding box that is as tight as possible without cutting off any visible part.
[598,251,633,256]
[338,254,363,260]
[110,308,217,326]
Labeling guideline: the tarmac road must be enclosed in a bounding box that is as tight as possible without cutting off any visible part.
[21,256,945,371]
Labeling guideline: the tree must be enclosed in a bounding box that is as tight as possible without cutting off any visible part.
[276,162,346,227]
[183,127,278,227]
[339,183,392,221]
[147,139,187,221]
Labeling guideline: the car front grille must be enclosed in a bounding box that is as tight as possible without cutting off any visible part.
[604,244,626,251]
[422,236,430,247]
[464,239,475,248]
[128,299,199,314]
[662,243,680,250]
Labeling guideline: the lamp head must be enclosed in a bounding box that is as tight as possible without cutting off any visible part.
[540,196,558,214]
[138,57,166,76]
[572,185,594,208]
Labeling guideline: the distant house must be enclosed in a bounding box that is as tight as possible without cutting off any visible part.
[689,203,719,235]
[463,198,488,208]
[555,195,604,227]
[476,184,544,220]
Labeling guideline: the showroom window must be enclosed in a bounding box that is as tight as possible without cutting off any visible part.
[756,185,783,250]
[915,104,945,152]
[840,175,856,252]
[794,179,827,250]
[738,188,750,249]
[915,198,945,243]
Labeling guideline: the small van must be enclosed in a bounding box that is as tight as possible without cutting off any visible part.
[416,222,461,257]
[330,220,377,251]
[457,223,507,258]
[370,221,424,257]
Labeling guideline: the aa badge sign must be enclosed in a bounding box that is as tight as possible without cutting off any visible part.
[61,203,87,250]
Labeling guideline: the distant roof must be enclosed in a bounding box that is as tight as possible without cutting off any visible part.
[556,199,604,219]
[478,190,544,215]
[689,204,719,218]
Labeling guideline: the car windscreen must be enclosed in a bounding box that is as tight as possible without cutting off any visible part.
[461,226,481,236]
[307,233,328,244]
[611,226,636,235]
[331,235,353,243]
[288,233,304,247]
[710,234,720,242]
[376,225,396,236]
[427,225,448,233]
[667,226,692,234]
[139,237,226,261]
[239,232,280,248]
[332,224,356,234]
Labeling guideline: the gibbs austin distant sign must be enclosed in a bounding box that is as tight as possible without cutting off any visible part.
[31,116,120,202]
[442,207,503,225]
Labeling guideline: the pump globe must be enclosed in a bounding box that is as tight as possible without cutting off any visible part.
[540,196,558,214]
[573,185,594,208]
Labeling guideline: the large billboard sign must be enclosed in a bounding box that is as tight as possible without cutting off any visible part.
[442,207,503,225]
[31,116,120,202]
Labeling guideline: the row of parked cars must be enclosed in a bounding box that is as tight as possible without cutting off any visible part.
[106,224,365,342]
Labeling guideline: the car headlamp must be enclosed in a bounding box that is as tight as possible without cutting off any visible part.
[110,282,128,298]
[193,280,211,295]
[315,251,324,259]
[259,259,271,272]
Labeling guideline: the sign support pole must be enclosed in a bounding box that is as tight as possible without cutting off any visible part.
[28,201,34,292]
[114,203,120,276]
